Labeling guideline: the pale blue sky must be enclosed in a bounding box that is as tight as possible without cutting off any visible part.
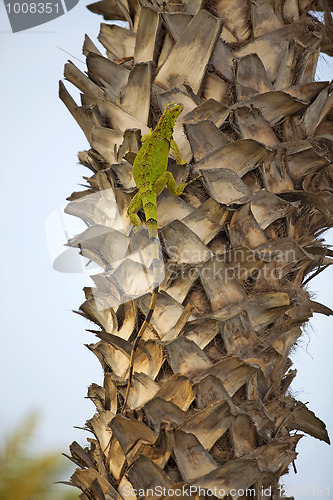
[0,3,332,497]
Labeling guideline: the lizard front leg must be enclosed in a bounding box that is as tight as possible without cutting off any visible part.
[170,138,186,165]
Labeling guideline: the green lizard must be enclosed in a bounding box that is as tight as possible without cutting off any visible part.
[123,103,200,411]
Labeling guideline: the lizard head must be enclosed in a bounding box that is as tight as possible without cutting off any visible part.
[166,103,184,121]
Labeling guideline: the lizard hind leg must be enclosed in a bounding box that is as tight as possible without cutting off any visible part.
[127,191,143,228]
[159,171,193,197]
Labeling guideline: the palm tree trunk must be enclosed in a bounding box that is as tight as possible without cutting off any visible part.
[60,1,333,498]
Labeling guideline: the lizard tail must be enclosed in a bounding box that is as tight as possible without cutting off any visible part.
[122,226,160,412]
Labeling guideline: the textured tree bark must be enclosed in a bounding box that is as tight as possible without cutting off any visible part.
[60,1,333,498]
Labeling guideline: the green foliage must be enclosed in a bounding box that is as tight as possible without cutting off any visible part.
[0,414,78,500]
